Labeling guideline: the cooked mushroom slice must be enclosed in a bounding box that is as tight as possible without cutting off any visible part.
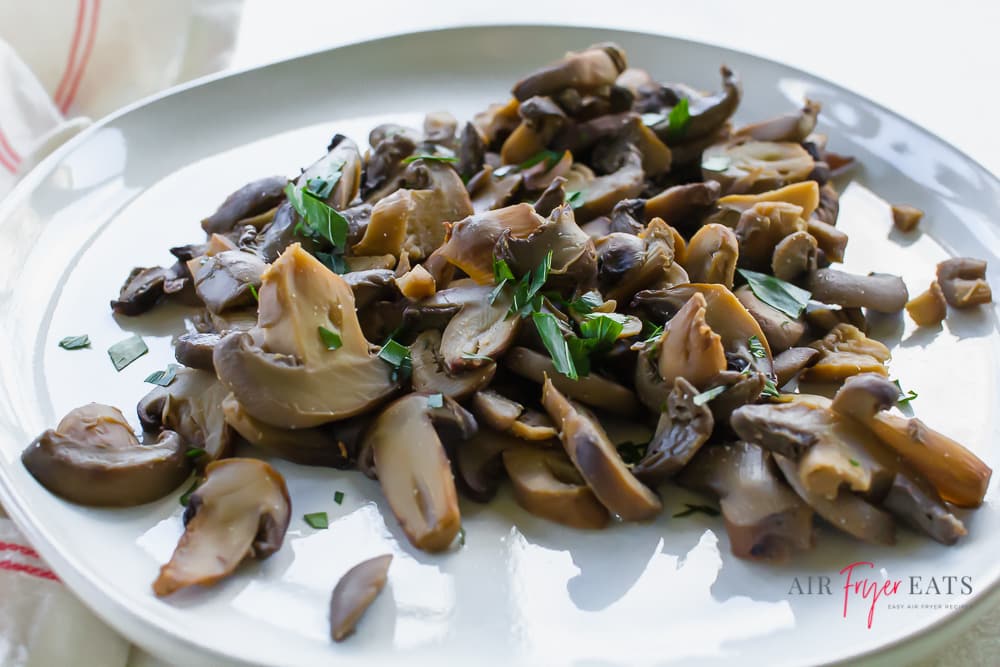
[396,265,436,300]
[500,99,567,165]
[411,330,496,399]
[366,394,473,552]
[829,374,992,508]
[23,403,189,507]
[891,204,923,232]
[472,98,521,149]
[505,346,638,417]
[716,181,821,221]
[467,164,524,213]
[521,149,573,192]
[801,323,890,381]
[683,223,738,287]
[532,175,568,217]
[643,181,721,230]
[676,442,814,561]
[511,43,627,101]
[495,204,598,292]
[645,66,741,143]
[342,269,397,309]
[174,332,220,372]
[137,368,233,466]
[503,446,610,529]
[330,554,393,642]
[433,283,521,371]
[187,250,267,314]
[423,111,457,145]
[457,122,486,181]
[882,472,967,545]
[299,134,362,210]
[604,219,687,303]
[772,347,820,387]
[812,183,840,226]
[771,231,818,282]
[701,140,814,195]
[733,100,821,143]
[632,378,714,486]
[807,269,908,313]
[541,378,661,521]
[563,149,645,222]
[471,389,523,431]
[596,232,644,292]
[936,257,992,308]
[110,262,190,316]
[437,203,545,283]
[806,219,849,264]
[152,458,291,596]
[655,292,727,390]
[773,454,895,546]
[363,129,417,201]
[221,394,361,468]
[456,428,523,502]
[905,281,947,326]
[734,285,805,354]
[509,410,559,441]
[214,244,396,428]
[201,175,287,235]
[734,202,807,271]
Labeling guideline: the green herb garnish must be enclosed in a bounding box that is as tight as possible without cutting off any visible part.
[378,337,412,381]
[508,251,552,317]
[566,190,584,208]
[305,159,345,198]
[186,448,206,459]
[427,393,444,408]
[461,351,494,362]
[334,491,345,505]
[490,257,516,304]
[145,364,179,387]
[318,325,343,351]
[673,503,721,518]
[304,512,329,529]
[667,97,691,138]
[578,313,625,350]
[519,150,562,171]
[108,334,148,371]
[761,377,781,398]
[849,458,860,467]
[748,335,767,359]
[569,292,603,315]
[58,334,90,350]
[692,385,727,407]
[640,321,664,344]
[179,477,200,506]
[701,155,732,172]
[738,268,812,319]
[893,379,918,405]
[249,284,259,302]
[401,154,459,165]
[285,182,349,269]
[532,311,578,380]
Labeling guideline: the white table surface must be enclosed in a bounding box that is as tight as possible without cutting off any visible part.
[84,1,1000,664]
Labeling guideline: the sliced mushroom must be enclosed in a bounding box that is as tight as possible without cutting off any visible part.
[734,285,805,354]
[891,204,923,232]
[733,100,821,143]
[343,269,398,309]
[110,262,190,316]
[504,346,638,416]
[423,111,457,145]
[806,219,849,264]
[330,554,393,642]
[214,244,396,428]
[801,323,890,381]
[632,378,714,485]
[457,122,486,181]
[676,442,814,561]
[511,43,627,101]
[715,181,820,221]
[655,292,727,390]
[807,269,909,313]
[174,332,220,372]
[643,181,721,229]
[771,230,818,282]
[137,368,234,467]
[427,283,521,371]
[22,403,190,507]
[201,176,288,235]
[541,378,661,521]
[363,129,417,201]
[563,149,645,222]
[502,446,610,529]
[467,165,524,213]
[812,183,841,226]
[472,98,521,149]
[152,458,291,596]
[437,203,545,283]
[366,394,472,552]
[299,134,362,209]
[187,250,267,314]
[733,202,807,271]
[456,428,523,502]
[411,329,496,399]
[936,257,992,308]
[701,140,814,195]
[648,66,741,143]
[683,223,738,287]
[905,281,947,326]
[396,265,436,300]
[495,203,597,292]
[829,374,992,508]
[773,347,820,387]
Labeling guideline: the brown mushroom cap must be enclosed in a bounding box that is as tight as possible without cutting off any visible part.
[683,223,738,288]
[772,346,820,387]
[187,250,267,315]
[456,428,523,502]
[734,285,805,354]
[329,554,393,642]
[511,43,627,101]
[23,403,190,507]
[807,269,909,313]
[410,329,496,399]
[437,203,545,283]
[201,175,288,235]
[936,257,992,308]
[802,323,890,382]
[214,244,397,428]
[427,283,521,372]
[733,99,821,143]
[632,377,714,485]
[153,458,291,596]
[701,140,814,195]
[541,377,661,521]
[655,292,727,390]
[174,332,220,372]
[366,394,471,552]
[503,446,610,529]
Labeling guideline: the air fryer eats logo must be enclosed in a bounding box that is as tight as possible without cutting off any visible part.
[787,561,973,628]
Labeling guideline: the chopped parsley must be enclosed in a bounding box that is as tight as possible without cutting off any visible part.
[401,154,458,165]
[304,158,344,198]
[738,268,812,319]
[460,351,494,362]
[569,292,603,315]
[692,385,727,407]
[748,335,767,359]
[673,503,721,518]
[318,325,343,351]
[532,311,578,380]
[249,284,259,302]
[849,458,860,467]
[378,337,412,381]
[667,98,691,139]
[304,512,329,530]
[285,182,349,272]
[566,190,584,208]
[179,477,201,506]
[144,364,179,387]
[893,379,918,405]
[107,334,148,371]
[58,334,90,350]
[334,491,345,505]
[185,447,206,459]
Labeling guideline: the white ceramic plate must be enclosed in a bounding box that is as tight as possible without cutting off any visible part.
[1,25,998,667]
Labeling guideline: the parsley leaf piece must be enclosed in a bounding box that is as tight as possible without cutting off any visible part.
[761,378,781,398]
[108,334,148,371]
[145,364,179,387]
[673,503,721,518]
[569,292,603,315]
[304,512,329,529]
[461,351,494,362]
[318,325,343,351]
[305,158,345,198]
[692,385,727,407]
[640,321,664,344]
[518,150,562,171]
[509,251,553,317]
[378,338,412,382]
[532,311,578,380]
[314,250,347,274]
[427,393,444,408]
[668,98,691,139]
[893,379,918,405]
[748,335,767,359]
[185,447,206,459]
[58,334,90,350]
[334,491,345,505]
[285,182,349,249]
[179,477,201,506]
[566,190,584,208]
[738,268,812,319]
[248,283,259,302]
[401,154,459,165]
[579,313,625,351]
[849,458,860,467]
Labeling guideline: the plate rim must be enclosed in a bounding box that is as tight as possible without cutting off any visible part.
[0,22,997,667]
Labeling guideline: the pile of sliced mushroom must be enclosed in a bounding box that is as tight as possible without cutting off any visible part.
[24,43,995,616]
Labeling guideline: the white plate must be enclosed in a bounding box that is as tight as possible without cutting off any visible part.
[1,25,998,667]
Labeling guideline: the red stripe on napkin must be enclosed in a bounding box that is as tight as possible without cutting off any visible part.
[0,560,59,581]
[0,541,40,559]
[59,0,101,114]
[53,0,88,108]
